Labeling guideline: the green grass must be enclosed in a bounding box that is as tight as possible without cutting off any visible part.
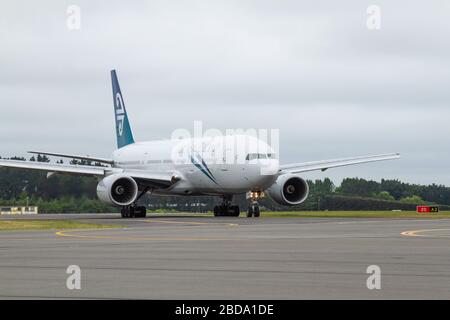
[260,211,450,218]
[0,220,120,231]
[145,210,450,218]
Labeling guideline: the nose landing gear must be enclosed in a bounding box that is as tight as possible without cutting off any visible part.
[246,191,264,218]
[247,202,260,218]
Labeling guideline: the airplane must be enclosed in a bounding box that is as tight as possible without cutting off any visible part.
[0,70,400,218]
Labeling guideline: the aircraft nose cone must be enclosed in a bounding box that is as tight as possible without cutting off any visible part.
[259,159,279,176]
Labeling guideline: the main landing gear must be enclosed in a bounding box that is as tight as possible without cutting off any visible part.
[120,187,150,218]
[121,205,147,218]
[213,195,240,217]
[213,192,264,218]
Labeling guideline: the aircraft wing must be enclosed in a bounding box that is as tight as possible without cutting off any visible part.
[0,159,175,188]
[28,150,113,165]
[110,169,178,188]
[0,159,106,176]
[279,153,400,174]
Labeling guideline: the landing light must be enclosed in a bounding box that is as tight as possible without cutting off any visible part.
[246,191,265,200]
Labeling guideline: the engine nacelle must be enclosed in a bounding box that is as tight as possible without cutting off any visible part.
[96,174,139,206]
[267,175,309,206]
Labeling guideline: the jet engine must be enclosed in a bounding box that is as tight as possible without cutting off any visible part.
[97,174,139,206]
[266,174,309,206]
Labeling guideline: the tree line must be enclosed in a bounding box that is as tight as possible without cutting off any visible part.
[1,155,449,212]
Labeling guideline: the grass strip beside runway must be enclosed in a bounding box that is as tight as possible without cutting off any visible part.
[143,210,450,218]
[261,211,450,218]
[0,220,120,231]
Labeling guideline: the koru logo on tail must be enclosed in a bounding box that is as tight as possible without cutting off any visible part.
[115,92,125,136]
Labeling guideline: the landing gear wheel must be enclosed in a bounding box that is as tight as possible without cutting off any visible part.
[254,206,260,218]
[136,206,146,218]
[247,191,263,218]
[231,205,240,217]
[121,207,129,218]
[247,203,260,218]
[213,196,240,217]
[121,206,146,218]
[129,206,135,218]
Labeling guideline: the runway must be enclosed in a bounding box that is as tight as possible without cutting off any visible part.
[0,214,450,299]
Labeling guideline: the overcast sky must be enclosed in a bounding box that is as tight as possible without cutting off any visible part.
[1,0,450,185]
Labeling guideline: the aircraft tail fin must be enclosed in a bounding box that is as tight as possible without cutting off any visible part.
[111,70,135,149]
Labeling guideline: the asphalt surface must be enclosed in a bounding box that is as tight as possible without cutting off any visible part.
[0,213,450,299]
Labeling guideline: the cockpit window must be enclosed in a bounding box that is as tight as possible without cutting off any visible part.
[245,153,273,160]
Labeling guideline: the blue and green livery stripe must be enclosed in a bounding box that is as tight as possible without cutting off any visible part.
[190,154,218,184]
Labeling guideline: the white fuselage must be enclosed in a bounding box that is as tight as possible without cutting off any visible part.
[111,135,279,196]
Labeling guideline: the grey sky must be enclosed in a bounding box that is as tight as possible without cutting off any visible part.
[1,0,449,185]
